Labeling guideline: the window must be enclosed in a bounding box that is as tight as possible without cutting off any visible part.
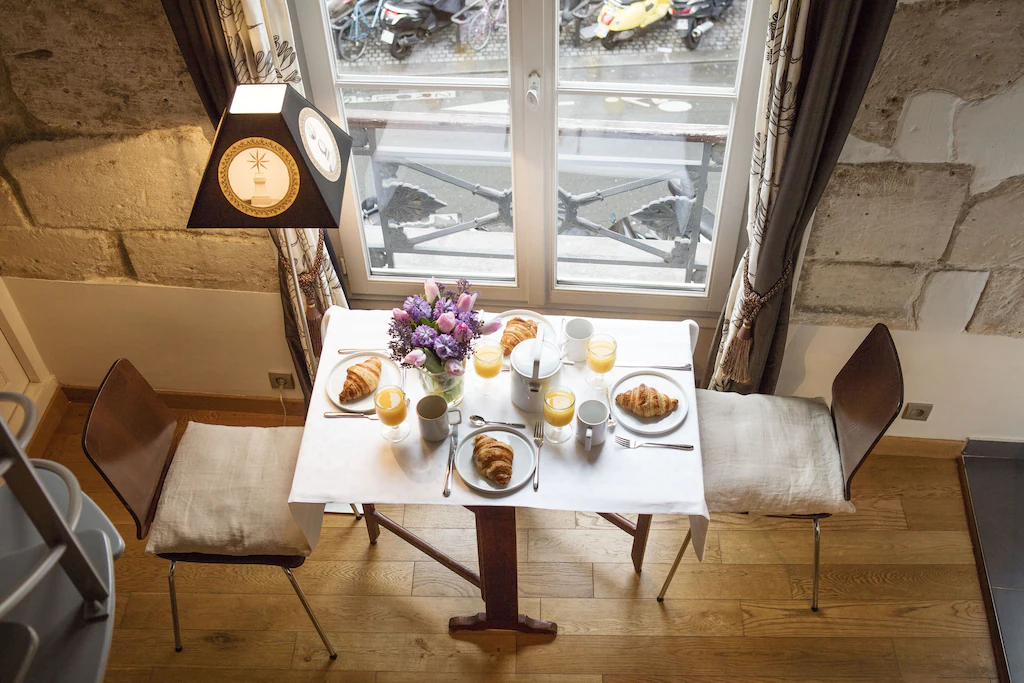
[292,0,767,313]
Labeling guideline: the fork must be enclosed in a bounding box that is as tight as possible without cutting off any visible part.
[615,436,693,451]
[532,421,544,491]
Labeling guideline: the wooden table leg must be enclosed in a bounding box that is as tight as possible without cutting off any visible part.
[449,506,557,635]
[362,503,381,544]
[631,513,652,574]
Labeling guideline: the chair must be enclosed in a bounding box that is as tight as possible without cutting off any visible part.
[658,324,903,610]
[82,359,336,658]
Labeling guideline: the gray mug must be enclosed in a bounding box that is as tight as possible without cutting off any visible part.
[417,395,460,441]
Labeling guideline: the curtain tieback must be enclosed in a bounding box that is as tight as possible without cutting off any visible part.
[280,230,327,356]
[721,251,794,384]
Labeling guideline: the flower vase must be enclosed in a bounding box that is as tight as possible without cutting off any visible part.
[417,367,464,406]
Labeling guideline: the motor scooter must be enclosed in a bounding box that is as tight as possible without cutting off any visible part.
[379,0,462,60]
[670,0,733,50]
[594,0,671,50]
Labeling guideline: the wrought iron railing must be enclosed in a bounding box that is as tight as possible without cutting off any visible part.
[347,109,727,287]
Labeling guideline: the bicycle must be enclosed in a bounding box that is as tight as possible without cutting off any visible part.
[461,0,507,52]
[333,0,386,62]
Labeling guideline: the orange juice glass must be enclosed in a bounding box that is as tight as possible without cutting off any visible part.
[586,334,617,388]
[374,385,409,442]
[543,386,575,443]
[473,344,503,394]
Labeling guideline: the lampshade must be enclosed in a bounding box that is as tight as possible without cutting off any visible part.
[187,84,353,230]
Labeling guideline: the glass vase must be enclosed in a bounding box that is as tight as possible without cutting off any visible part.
[417,367,465,407]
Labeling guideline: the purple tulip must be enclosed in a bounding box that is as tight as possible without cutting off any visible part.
[444,359,465,377]
[453,321,472,343]
[479,318,502,335]
[403,349,426,367]
[424,277,440,304]
[437,311,457,334]
[456,292,478,313]
[392,307,411,323]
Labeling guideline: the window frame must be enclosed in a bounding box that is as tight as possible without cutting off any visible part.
[290,0,768,316]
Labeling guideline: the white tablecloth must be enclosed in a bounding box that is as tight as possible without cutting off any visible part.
[290,308,709,561]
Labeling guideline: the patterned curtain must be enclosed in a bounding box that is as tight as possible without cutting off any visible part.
[216,0,349,397]
[709,0,809,391]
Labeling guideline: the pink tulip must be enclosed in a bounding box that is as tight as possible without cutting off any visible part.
[456,292,478,313]
[479,318,502,335]
[453,321,472,343]
[402,349,426,367]
[437,311,457,334]
[424,277,440,304]
[392,307,411,323]
[444,359,465,377]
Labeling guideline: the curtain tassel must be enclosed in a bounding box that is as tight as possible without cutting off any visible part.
[721,316,754,384]
[305,298,323,357]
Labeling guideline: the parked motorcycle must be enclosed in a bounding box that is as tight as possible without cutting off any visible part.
[670,0,733,50]
[379,0,463,60]
[595,0,671,50]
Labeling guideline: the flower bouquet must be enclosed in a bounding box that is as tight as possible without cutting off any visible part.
[389,277,501,406]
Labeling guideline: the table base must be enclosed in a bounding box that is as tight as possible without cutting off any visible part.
[449,612,557,634]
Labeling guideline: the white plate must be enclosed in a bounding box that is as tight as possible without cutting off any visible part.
[380,29,395,44]
[609,370,688,436]
[480,309,557,368]
[327,352,403,413]
[455,426,536,495]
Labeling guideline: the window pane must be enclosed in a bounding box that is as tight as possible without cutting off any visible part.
[328,0,509,80]
[557,0,747,88]
[556,94,731,292]
[344,88,515,281]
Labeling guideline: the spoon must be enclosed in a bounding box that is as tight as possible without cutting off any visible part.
[469,415,527,429]
[605,388,617,429]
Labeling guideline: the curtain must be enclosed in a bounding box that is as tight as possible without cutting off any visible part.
[707,0,897,393]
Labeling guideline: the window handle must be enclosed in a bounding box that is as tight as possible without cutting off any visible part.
[526,72,540,109]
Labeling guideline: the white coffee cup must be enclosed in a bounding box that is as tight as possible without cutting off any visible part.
[576,399,609,451]
[417,395,460,442]
[561,317,594,362]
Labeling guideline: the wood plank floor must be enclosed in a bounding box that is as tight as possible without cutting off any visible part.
[35,403,996,682]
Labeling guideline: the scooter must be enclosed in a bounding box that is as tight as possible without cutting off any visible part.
[379,0,463,60]
[670,0,733,50]
[594,0,672,50]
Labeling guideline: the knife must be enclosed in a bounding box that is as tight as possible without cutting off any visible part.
[443,422,459,497]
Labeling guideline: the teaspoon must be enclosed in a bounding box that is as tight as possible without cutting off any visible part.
[469,415,527,429]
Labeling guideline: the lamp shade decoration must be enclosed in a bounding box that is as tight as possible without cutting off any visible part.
[188,83,353,230]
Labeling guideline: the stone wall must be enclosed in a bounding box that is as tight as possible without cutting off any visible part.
[0,0,279,292]
[794,0,1024,338]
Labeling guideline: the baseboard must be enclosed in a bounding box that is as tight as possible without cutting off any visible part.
[26,384,69,459]
[62,385,306,416]
[871,436,966,459]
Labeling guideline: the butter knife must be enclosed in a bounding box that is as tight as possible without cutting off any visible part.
[443,422,459,497]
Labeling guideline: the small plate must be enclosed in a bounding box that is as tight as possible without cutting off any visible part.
[480,309,557,368]
[327,352,403,412]
[609,370,688,436]
[455,426,536,495]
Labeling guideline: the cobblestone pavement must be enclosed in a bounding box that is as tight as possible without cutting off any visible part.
[334,0,747,76]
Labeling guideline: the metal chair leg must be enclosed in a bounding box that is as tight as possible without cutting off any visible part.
[656,529,691,602]
[168,561,182,652]
[811,518,821,612]
[350,503,363,521]
[283,567,338,660]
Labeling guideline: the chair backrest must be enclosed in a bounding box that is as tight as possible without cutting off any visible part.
[831,324,903,500]
[82,359,177,540]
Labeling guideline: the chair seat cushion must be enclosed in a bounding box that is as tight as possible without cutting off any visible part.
[695,389,855,515]
[146,422,311,557]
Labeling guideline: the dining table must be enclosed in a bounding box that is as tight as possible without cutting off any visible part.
[288,307,709,635]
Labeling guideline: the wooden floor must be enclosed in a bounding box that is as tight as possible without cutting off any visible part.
[37,402,996,682]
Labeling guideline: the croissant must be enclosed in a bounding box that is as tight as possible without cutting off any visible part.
[339,357,382,402]
[615,383,679,418]
[500,317,538,356]
[473,434,514,487]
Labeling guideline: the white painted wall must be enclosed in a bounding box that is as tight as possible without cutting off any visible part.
[4,278,303,399]
[777,323,1024,441]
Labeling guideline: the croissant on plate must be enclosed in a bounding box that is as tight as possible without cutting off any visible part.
[473,434,514,487]
[615,383,679,418]
[500,317,538,356]
[339,357,382,402]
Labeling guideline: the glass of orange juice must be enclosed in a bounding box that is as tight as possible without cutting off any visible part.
[473,344,504,394]
[374,385,409,442]
[544,386,575,444]
[586,333,617,388]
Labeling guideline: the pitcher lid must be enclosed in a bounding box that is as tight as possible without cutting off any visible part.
[510,338,561,379]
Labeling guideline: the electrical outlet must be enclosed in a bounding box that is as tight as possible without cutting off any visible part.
[902,402,933,421]
[269,372,295,390]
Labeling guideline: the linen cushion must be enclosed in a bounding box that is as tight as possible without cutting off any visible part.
[695,389,855,515]
[146,422,311,557]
